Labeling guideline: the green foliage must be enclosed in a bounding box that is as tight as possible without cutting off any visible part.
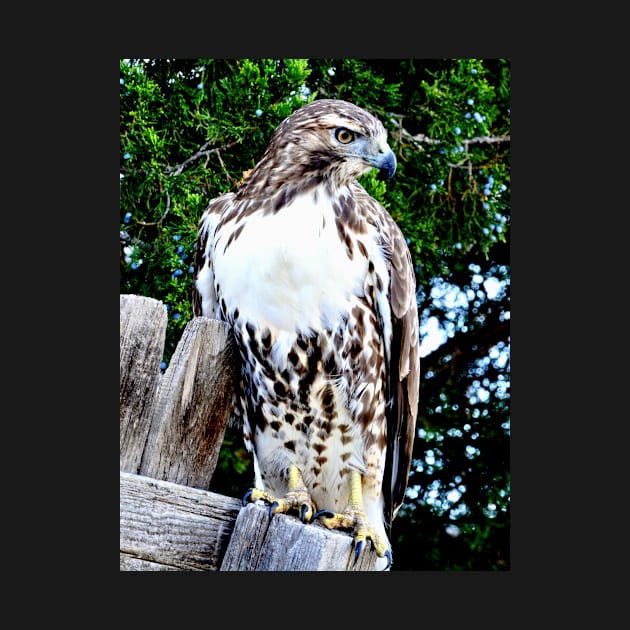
[119,58,510,570]
[395,59,510,285]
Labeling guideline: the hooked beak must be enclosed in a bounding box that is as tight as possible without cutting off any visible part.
[374,148,397,180]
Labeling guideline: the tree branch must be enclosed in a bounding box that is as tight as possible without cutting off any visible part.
[167,139,240,177]
[134,139,241,227]
[386,115,510,153]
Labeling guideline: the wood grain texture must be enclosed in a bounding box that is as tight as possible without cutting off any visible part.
[119,554,181,571]
[120,472,241,571]
[220,502,379,571]
[139,316,236,489]
[120,295,167,473]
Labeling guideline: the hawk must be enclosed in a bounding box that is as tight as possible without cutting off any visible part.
[193,98,419,570]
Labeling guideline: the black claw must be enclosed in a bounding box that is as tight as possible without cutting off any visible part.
[311,509,335,522]
[242,489,253,506]
[300,504,310,523]
[353,540,364,564]
[383,550,393,571]
[269,501,279,518]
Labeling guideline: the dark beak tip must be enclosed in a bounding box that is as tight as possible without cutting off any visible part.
[373,149,397,181]
[377,163,396,181]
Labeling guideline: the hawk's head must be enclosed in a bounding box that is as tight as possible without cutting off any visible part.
[239,99,397,198]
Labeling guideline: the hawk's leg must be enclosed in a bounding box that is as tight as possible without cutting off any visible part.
[242,464,316,523]
[312,470,392,570]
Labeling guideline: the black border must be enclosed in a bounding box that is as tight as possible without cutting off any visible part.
[47,12,576,618]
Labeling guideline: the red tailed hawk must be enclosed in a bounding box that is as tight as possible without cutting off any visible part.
[193,98,419,570]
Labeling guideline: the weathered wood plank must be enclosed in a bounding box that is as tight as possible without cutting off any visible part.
[119,554,180,571]
[220,502,379,571]
[120,472,242,571]
[139,316,236,489]
[120,472,380,571]
[120,294,167,473]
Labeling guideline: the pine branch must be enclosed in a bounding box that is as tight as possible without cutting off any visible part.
[387,115,510,152]
[166,139,240,177]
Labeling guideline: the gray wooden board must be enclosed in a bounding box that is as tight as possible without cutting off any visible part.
[220,502,379,571]
[120,472,241,571]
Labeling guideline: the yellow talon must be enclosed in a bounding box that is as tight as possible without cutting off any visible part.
[243,487,278,505]
[315,470,391,561]
[243,465,316,523]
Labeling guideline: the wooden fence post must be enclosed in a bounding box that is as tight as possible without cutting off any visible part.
[220,503,378,571]
[120,294,167,473]
[139,315,236,489]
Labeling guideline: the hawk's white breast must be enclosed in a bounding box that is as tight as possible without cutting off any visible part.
[213,191,368,339]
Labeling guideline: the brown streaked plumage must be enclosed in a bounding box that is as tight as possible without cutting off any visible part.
[193,99,419,570]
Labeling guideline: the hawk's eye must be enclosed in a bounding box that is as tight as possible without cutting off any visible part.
[334,128,355,144]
